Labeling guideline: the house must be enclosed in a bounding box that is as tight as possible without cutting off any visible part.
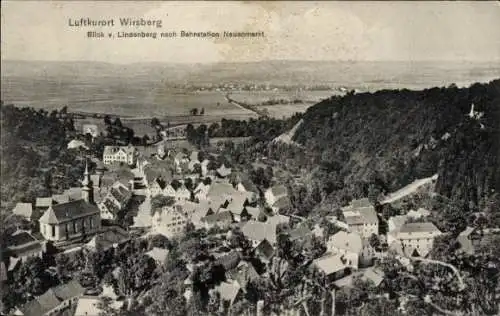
[266,213,290,227]
[327,231,362,269]
[36,197,53,213]
[212,280,244,311]
[456,227,500,255]
[132,196,153,228]
[407,208,430,219]
[188,159,201,172]
[387,215,408,244]
[152,205,188,238]
[175,184,191,201]
[215,251,241,271]
[145,247,170,266]
[148,177,168,197]
[341,198,379,238]
[103,145,137,166]
[361,268,385,287]
[163,184,177,197]
[82,124,99,138]
[387,240,412,266]
[98,181,132,220]
[226,261,259,289]
[174,152,189,173]
[311,253,352,283]
[200,159,210,177]
[193,182,210,201]
[396,222,442,257]
[189,201,217,229]
[73,296,106,316]
[39,165,101,242]
[67,139,88,150]
[224,191,253,222]
[233,174,259,196]
[244,206,262,221]
[15,280,85,316]
[216,164,232,178]
[241,221,277,247]
[5,230,45,262]
[264,185,288,207]
[202,211,233,230]
[85,226,130,252]
[253,239,275,262]
[12,203,35,221]
[206,182,236,203]
[52,194,70,205]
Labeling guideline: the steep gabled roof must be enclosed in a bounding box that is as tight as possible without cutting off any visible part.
[12,203,33,218]
[145,247,170,265]
[202,210,233,224]
[52,280,85,301]
[215,281,241,304]
[328,231,363,254]
[242,221,277,244]
[36,197,53,208]
[399,222,440,234]
[39,200,99,224]
[216,164,232,178]
[215,251,241,270]
[207,182,236,199]
[313,253,348,276]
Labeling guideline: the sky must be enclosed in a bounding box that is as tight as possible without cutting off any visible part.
[1,1,500,64]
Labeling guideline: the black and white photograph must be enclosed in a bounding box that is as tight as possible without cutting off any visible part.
[1,1,499,315]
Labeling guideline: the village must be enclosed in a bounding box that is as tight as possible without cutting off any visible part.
[3,113,495,316]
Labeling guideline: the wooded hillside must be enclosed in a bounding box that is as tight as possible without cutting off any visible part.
[291,80,500,210]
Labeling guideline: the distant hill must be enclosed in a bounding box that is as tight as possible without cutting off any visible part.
[289,80,500,208]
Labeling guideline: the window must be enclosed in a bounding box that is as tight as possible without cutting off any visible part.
[51,225,55,237]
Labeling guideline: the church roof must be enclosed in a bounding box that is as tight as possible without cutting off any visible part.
[39,200,99,224]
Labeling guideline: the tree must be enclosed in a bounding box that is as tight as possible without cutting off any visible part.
[104,115,112,125]
[151,117,160,128]
[151,195,175,215]
[199,108,205,115]
[368,234,381,250]
[148,234,170,249]
[114,117,123,128]
[190,108,198,116]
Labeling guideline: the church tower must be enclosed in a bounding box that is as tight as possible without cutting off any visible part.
[82,159,94,204]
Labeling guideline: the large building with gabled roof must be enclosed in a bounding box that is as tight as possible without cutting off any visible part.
[39,162,101,242]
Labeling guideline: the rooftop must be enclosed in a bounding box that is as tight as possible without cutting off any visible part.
[39,200,100,225]
[399,222,441,234]
[145,247,170,265]
[12,203,33,218]
[242,221,277,244]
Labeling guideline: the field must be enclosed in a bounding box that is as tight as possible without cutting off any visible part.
[3,60,499,123]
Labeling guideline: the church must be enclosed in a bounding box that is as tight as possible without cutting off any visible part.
[39,162,101,242]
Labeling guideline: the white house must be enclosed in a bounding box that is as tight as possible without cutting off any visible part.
[264,185,288,207]
[341,198,379,238]
[152,205,188,238]
[396,222,442,257]
[175,185,191,201]
[103,145,137,166]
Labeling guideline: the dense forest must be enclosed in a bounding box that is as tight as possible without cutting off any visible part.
[0,105,85,213]
[277,81,500,212]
